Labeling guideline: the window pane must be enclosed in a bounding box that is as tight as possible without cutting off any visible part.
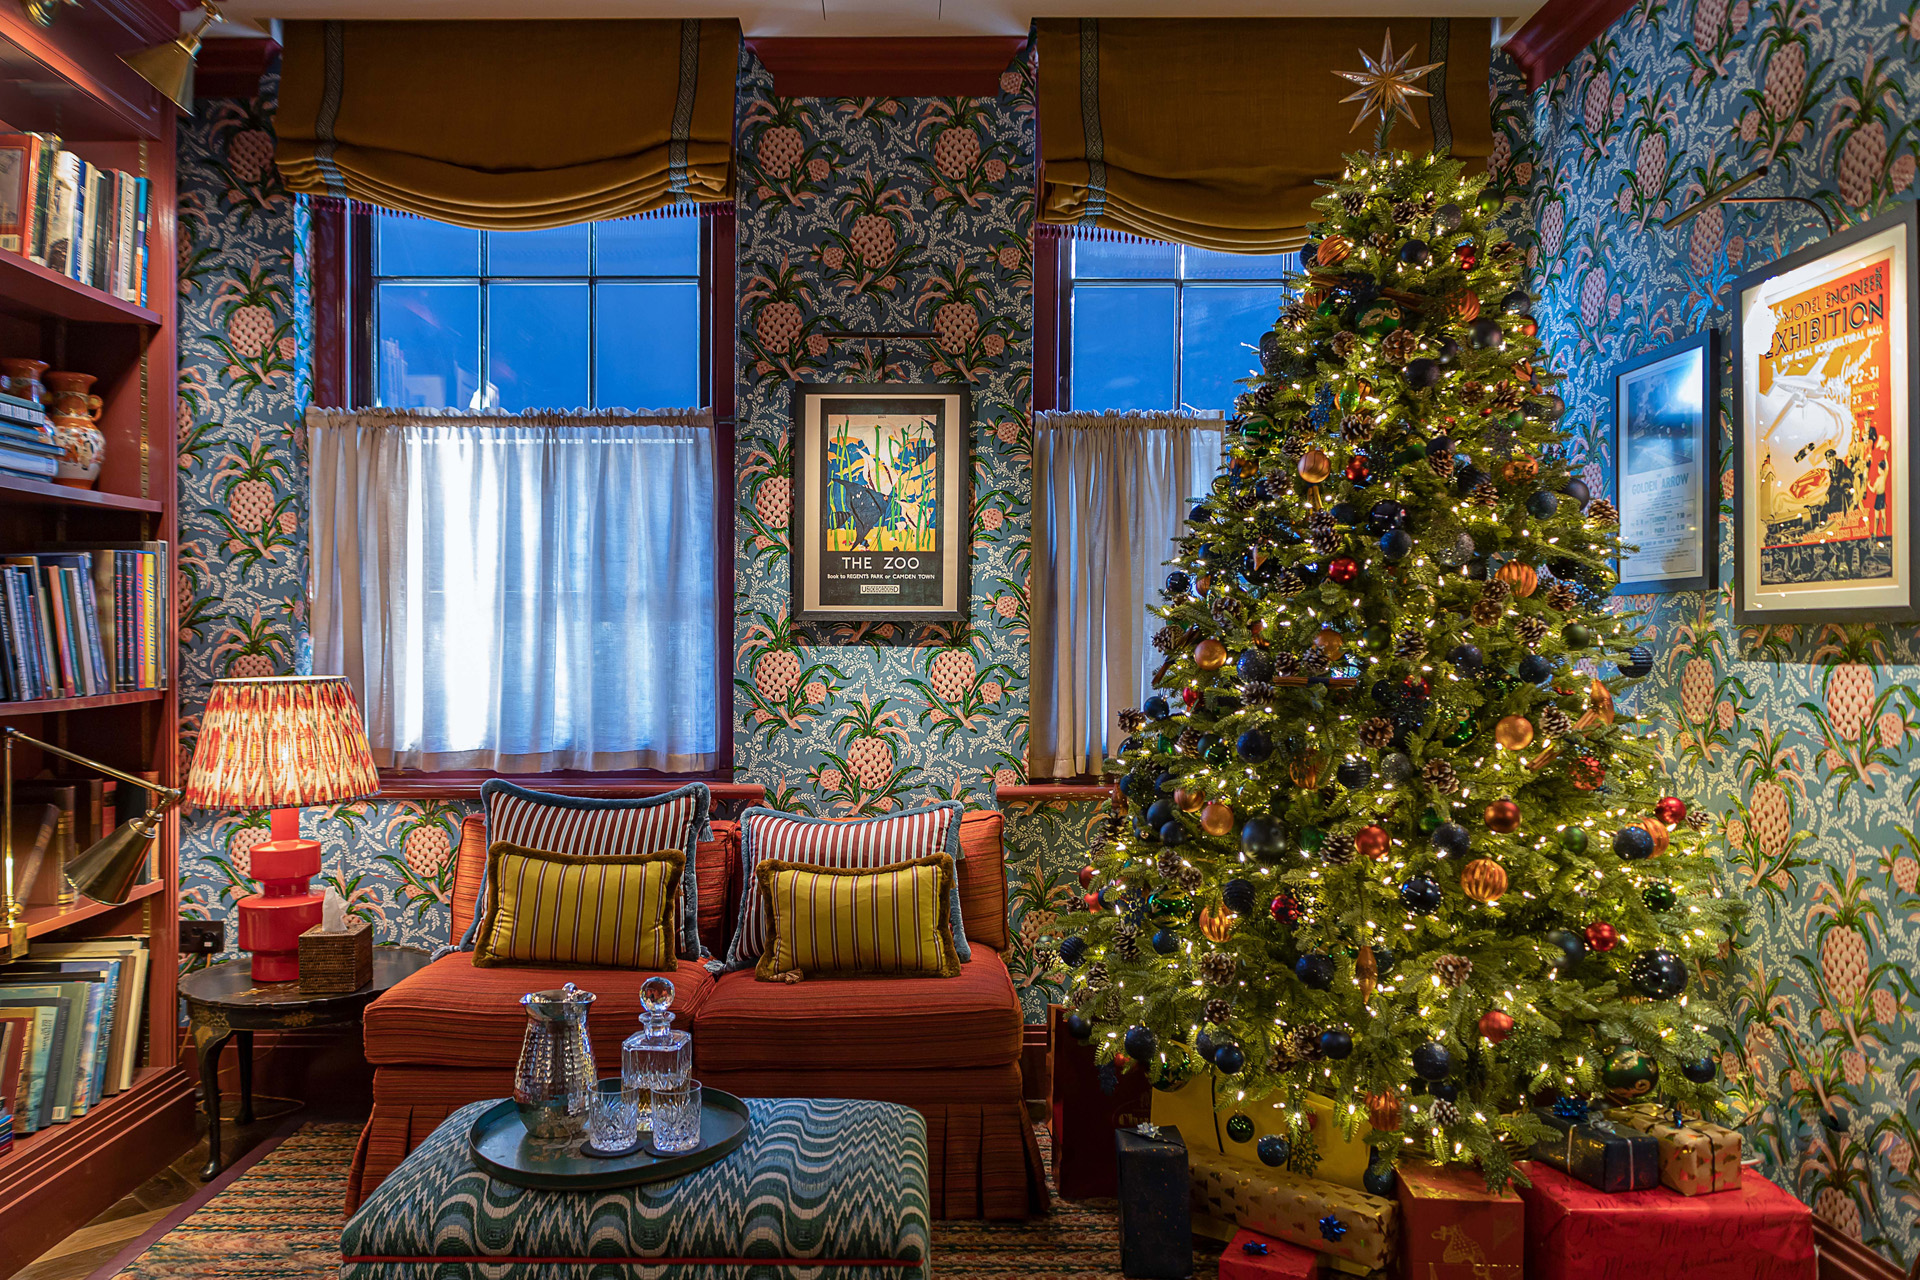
[487,224,590,276]
[489,283,590,411]
[376,215,478,276]
[1072,238,1178,280]
[1072,284,1175,411]
[377,283,480,408]
[596,218,700,276]
[1184,247,1299,280]
[597,282,701,408]
[1180,285,1286,413]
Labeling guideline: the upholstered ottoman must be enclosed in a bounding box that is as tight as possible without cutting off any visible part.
[340,1097,931,1279]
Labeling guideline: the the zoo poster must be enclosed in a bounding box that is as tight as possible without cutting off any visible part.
[1735,208,1915,622]
[791,384,970,622]
[1615,332,1713,594]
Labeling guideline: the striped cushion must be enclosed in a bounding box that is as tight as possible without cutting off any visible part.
[469,781,709,958]
[727,802,971,970]
[756,855,961,981]
[474,843,681,970]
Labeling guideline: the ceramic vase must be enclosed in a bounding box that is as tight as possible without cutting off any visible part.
[44,371,104,488]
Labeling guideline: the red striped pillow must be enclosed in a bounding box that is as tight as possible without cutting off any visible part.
[726,801,970,969]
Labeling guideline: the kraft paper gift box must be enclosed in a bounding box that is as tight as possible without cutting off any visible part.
[1151,1072,1375,1191]
[1604,1104,1742,1196]
[1394,1159,1524,1280]
[1217,1227,1318,1280]
[1530,1107,1660,1192]
[1189,1145,1399,1275]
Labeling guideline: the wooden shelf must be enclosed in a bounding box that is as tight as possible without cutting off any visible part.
[0,689,165,718]
[0,249,161,327]
[22,880,164,939]
[0,473,164,513]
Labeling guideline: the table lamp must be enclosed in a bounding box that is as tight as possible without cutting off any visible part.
[183,676,379,982]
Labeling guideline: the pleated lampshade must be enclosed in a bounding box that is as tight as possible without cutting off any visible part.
[184,676,379,809]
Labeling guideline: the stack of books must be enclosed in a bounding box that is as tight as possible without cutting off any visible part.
[0,543,167,702]
[0,936,151,1135]
[0,132,152,306]
[0,391,58,483]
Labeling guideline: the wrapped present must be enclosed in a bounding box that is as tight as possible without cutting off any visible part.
[1151,1072,1375,1191]
[1190,1146,1399,1275]
[1219,1227,1318,1279]
[1395,1159,1523,1279]
[1049,1004,1150,1199]
[1116,1123,1192,1280]
[1516,1161,1814,1280]
[1605,1104,1742,1196]
[1531,1107,1659,1192]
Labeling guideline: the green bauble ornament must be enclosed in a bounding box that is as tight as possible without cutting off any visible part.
[1442,716,1478,747]
[1601,1043,1660,1104]
[1419,808,1443,833]
[1152,1045,1197,1091]
[1300,827,1328,853]
[1642,882,1678,912]
[1317,296,1340,318]
[1364,624,1392,651]
[1225,1112,1256,1144]
[1148,891,1197,925]
[1560,826,1590,854]
[1203,737,1230,764]
[1356,300,1402,337]
[1562,623,1596,650]
[1157,732,1176,752]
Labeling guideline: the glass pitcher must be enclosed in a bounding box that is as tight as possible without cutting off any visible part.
[515,983,597,1143]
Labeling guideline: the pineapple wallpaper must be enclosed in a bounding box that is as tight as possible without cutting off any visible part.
[1496,0,1920,1263]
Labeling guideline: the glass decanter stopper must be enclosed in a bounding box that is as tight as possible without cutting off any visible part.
[622,975,692,1095]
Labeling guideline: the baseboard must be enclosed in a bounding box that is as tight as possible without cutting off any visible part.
[1815,1219,1905,1280]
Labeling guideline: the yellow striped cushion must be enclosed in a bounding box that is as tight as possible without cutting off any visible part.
[473,841,681,970]
[755,854,960,981]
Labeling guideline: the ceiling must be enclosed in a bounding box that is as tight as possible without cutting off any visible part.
[211,0,1544,39]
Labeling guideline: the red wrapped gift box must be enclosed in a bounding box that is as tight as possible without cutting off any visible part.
[1047,1004,1149,1199]
[1396,1159,1523,1279]
[1515,1161,1815,1280]
[1218,1228,1317,1279]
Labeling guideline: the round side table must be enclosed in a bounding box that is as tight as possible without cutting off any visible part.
[178,945,433,1180]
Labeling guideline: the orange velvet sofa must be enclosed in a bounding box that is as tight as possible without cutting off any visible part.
[345,808,1049,1220]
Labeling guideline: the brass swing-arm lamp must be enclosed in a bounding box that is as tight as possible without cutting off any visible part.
[3,725,184,955]
[121,0,224,115]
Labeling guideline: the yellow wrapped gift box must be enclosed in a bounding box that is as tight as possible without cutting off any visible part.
[1604,1103,1743,1195]
[1190,1146,1400,1274]
[1149,1072,1376,1191]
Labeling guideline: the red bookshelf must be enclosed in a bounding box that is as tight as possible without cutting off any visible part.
[0,0,192,1275]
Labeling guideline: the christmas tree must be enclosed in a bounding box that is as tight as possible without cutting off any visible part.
[1058,147,1743,1187]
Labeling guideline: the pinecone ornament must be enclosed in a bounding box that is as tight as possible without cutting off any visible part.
[1418,192,1438,217]
[1235,489,1259,512]
[1472,598,1505,626]
[1588,498,1619,525]
[1321,832,1357,865]
[1312,528,1343,556]
[1272,651,1303,677]
[1473,479,1501,508]
[1267,1040,1300,1072]
[1276,570,1306,599]
[1395,628,1429,660]
[1432,954,1473,988]
[1423,760,1460,794]
[1370,231,1398,253]
[1429,451,1456,480]
[1205,997,1233,1025]
[1034,946,1058,972]
[1174,863,1205,892]
[1515,616,1548,646]
[1212,597,1242,628]
[1359,716,1396,747]
[1432,1098,1461,1126]
[1380,329,1417,363]
[1481,578,1512,605]
[1243,681,1274,704]
[1685,808,1710,832]
[1488,424,1515,458]
[1279,435,1308,464]
[1331,330,1360,361]
[1308,510,1338,538]
[1113,923,1140,959]
[1491,381,1526,413]
[1302,645,1333,675]
[1120,707,1148,733]
[1070,983,1100,1008]
[1282,298,1315,327]
[1540,704,1572,737]
[1157,850,1184,878]
[1547,581,1580,611]
[1342,413,1375,444]
[1200,951,1237,986]
[1153,625,1182,654]
[1391,198,1418,224]
[1458,380,1487,407]
[1293,1025,1327,1061]
[1086,962,1112,991]
[1341,190,1368,216]
[1177,728,1202,757]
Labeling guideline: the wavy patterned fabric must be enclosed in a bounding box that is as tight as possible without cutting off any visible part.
[474,843,680,970]
[756,855,960,980]
[730,803,967,970]
[339,1097,931,1279]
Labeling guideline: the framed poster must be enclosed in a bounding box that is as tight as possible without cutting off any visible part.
[1732,204,1918,623]
[790,382,971,623]
[1614,331,1716,594]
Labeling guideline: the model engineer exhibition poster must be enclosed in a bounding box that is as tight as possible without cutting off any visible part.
[1738,214,1910,617]
[792,385,969,621]
[1617,341,1707,589]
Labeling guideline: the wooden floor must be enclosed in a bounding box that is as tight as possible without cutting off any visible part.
[16,1099,339,1280]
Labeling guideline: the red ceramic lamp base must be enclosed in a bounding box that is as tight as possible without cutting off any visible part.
[235,807,324,984]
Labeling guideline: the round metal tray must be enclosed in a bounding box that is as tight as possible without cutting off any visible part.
[468,1088,750,1190]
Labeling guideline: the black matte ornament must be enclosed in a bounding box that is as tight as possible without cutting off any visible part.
[1613,826,1656,861]
[1368,500,1408,533]
[1213,1042,1245,1073]
[1320,1029,1354,1059]
[1544,928,1585,967]
[1363,1159,1398,1198]
[1237,650,1274,684]
[1066,1013,1092,1040]
[1331,501,1362,527]
[1241,817,1285,856]
[1405,358,1441,389]
[1562,478,1590,506]
[1399,875,1443,914]
[1222,878,1257,914]
[1236,729,1274,763]
[1151,929,1179,955]
[1124,1025,1159,1060]
[1518,654,1554,683]
[1146,799,1175,829]
[1455,465,1487,494]
[1412,1041,1453,1080]
[1373,944,1398,973]
[1165,570,1191,595]
[1380,529,1414,560]
[1448,643,1485,674]
[1399,239,1433,267]
[1527,490,1559,518]
[1436,337,1462,366]
[1160,822,1185,848]
[1059,935,1087,966]
[1463,558,1489,581]
[1468,318,1505,350]
[1296,953,1336,990]
[1257,1135,1291,1167]
[1683,1056,1717,1084]
[1225,1113,1256,1143]
[1434,203,1464,232]
[1630,948,1688,1000]
[1428,1080,1460,1103]
[1144,696,1171,721]
[1337,758,1373,789]
[1432,822,1473,856]
[1501,289,1532,314]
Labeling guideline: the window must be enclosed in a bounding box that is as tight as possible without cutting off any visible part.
[1066,239,1296,414]
[367,214,707,412]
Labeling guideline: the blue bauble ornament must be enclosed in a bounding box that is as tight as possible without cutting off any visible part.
[1236,729,1273,763]
[1399,874,1443,914]
[1165,570,1192,595]
[1562,478,1591,506]
[1319,1029,1354,1060]
[1368,500,1408,532]
[1428,1080,1460,1103]
[1399,239,1433,267]
[1682,1056,1717,1084]
[1146,799,1175,829]
[1380,529,1414,560]
[1411,1041,1453,1081]
[1190,502,1213,523]
[1448,643,1485,674]
[1151,929,1179,955]
[1196,1029,1216,1061]
[1143,696,1172,721]
[1237,649,1274,684]
[1059,936,1087,966]
[1160,823,1186,848]
[1619,644,1655,678]
[1431,822,1473,856]
[1155,771,1179,793]
[1518,654,1554,683]
[1257,1135,1291,1167]
[1372,944,1397,973]
[1124,1025,1158,1060]
[1613,826,1656,860]
[1213,1042,1245,1074]
[1296,953,1336,990]
[1240,817,1285,856]
[1527,490,1559,518]
[1362,1157,1398,1197]
[1066,1013,1092,1040]
[1629,948,1689,1000]
[1543,928,1586,968]
[1221,877,1257,914]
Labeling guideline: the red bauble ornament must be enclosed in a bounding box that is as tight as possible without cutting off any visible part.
[1345,456,1372,483]
[1404,676,1430,700]
[1517,316,1539,338]
[1478,1009,1515,1043]
[1183,686,1200,708]
[1571,756,1606,791]
[1454,243,1479,269]
[1078,865,1096,888]
[1483,798,1522,834]
[1328,556,1362,585]
[1270,891,1305,924]
[1084,891,1103,912]
[1355,825,1391,859]
[1585,921,1619,952]
[1655,796,1688,825]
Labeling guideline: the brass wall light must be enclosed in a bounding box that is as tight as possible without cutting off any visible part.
[121,0,223,115]
[21,0,79,29]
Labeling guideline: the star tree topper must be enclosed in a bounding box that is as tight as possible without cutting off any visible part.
[1334,31,1444,133]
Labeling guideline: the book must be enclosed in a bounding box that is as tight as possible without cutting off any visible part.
[0,1006,50,1132]
[4,963,115,1106]
[43,151,80,278]
[11,783,74,905]
[0,135,33,254]
[28,135,57,266]
[0,1020,20,1123]
[132,176,150,306]
[5,803,57,913]
[0,423,60,451]
[32,938,144,1092]
[0,981,92,1118]
[0,446,56,479]
[0,994,70,1126]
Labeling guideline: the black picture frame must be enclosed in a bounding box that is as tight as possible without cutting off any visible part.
[1730,203,1917,623]
[789,382,972,624]
[1613,330,1717,594]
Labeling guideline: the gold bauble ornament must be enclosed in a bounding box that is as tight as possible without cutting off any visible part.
[1316,234,1354,267]
[1298,448,1333,483]
[1200,801,1236,837]
[1366,1091,1403,1131]
[1194,638,1228,671]
[1174,787,1205,813]
[1493,715,1535,750]
[1639,816,1670,855]
[1199,904,1236,943]
[1313,628,1344,662]
[1460,858,1509,903]
[1502,456,1539,484]
[1289,754,1324,788]
[1496,562,1539,597]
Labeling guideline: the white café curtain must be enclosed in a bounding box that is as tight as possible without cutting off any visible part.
[1028,410,1224,779]
[308,407,718,773]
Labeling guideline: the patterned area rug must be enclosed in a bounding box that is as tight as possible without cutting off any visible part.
[110,1123,1225,1280]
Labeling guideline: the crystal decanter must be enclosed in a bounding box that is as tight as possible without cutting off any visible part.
[622,975,691,1127]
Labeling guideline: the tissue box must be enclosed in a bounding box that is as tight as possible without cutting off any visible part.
[1605,1104,1742,1195]
[1531,1108,1660,1192]
[1190,1146,1398,1274]
[298,918,372,993]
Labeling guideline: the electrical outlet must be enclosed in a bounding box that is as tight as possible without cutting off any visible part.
[179,918,224,956]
